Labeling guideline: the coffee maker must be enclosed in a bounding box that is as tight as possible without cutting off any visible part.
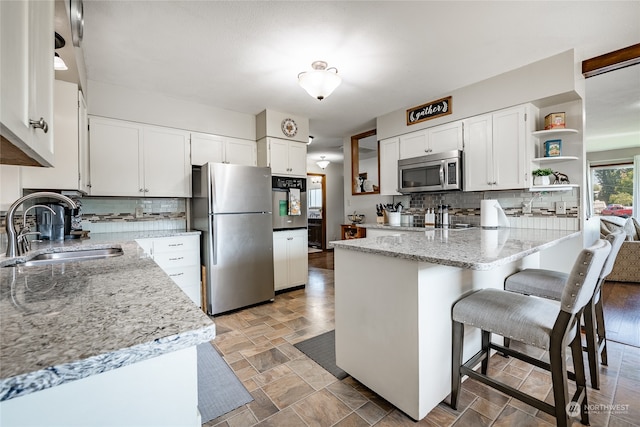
[36,203,65,241]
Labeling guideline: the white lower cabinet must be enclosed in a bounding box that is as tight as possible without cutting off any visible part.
[273,229,308,291]
[136,235,201,307]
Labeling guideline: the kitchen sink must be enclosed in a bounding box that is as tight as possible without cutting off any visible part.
[8,247,124,267]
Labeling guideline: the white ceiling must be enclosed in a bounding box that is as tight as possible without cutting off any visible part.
[76,1,640,162]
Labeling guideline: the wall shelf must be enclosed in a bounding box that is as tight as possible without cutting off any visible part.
[532,156,579,163]
[531,128,579,137]
[529,184,579,192]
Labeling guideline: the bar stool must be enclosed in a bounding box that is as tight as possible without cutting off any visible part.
[451,239,611,427]
[504,229,625,390]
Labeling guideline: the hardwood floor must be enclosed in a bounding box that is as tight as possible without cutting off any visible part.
[602,280,640,348]
[205,251,640,427]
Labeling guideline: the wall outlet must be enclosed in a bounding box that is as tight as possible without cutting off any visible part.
[556,202,567,215]
[522,203,532,214]
[135,206,144,218]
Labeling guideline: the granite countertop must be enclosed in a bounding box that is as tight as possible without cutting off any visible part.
[330,227,581,270]
[358,223,430,232]
[0,230,215,402]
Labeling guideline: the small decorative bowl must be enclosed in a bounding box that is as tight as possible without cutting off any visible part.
[348,214,365,224]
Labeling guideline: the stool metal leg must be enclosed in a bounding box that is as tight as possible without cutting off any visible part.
[570,328,590,426]
[451,320,464,410]
[583,296,600,389]
[481,330,491,374]
[594,286,608,366]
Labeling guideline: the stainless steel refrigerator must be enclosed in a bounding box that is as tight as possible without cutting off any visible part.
[192,163,274,315]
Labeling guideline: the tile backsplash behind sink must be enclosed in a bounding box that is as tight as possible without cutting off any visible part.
[79,197,187,234]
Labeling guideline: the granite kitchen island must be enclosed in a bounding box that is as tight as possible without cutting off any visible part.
[330,227,581,421]
[0,232,215,426]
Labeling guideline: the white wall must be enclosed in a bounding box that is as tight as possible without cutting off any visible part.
[377,49,582,141]
[307,160,344,244]
[86,80,256,140]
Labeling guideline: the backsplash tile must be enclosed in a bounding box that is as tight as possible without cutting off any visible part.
[406,188,580,230]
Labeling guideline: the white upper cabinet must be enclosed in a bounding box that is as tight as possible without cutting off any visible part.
[191,132,256,166]
[464,104,536,191]
[21,81,89,193]
[0,0,54,166]
[379,137,401,195]
[89,117,191,197]
[258,137,307,177]
[399,121,463,160]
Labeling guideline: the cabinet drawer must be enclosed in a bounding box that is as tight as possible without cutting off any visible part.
[152,235,200,254]
[154,250,200,269]
[163,264,200,286]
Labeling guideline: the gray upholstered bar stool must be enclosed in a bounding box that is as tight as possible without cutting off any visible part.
[450,239,611,427]
[503,229,625,390]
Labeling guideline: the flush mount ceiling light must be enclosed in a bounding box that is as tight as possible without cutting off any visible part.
[308,136,314,145]
[54,53,68,70]
[298,61,342,100]
[316,156,330,170]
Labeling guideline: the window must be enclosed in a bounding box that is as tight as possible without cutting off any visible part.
[591,163,634,217]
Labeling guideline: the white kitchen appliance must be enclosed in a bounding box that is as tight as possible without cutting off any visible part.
[192,163,274,315]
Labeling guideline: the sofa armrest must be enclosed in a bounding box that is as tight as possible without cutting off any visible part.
[607,241,640,283]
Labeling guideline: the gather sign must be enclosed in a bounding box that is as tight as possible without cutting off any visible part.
[406,96,452,126]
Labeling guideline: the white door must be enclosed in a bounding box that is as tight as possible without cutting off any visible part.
[78,90,90,194]
[379,137,401,195]
[492,106,527,190]
[89,117,142,196]
[269,138,290,175]
[428,121,463,154]
[463,114,493,191]
[225,137,257,166]
[143,126,191,197]
[287,229,308,287]
[190,133,225,165]
[399,130,428,159]
[287,142,307,176]
[272,232,289,291]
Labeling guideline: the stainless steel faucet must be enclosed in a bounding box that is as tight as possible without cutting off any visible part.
[4,192,78,258]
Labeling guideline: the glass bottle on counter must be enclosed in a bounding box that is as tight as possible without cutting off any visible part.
[442,205,449,228]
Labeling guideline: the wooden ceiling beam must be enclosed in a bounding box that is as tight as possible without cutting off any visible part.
[582,43,640,78]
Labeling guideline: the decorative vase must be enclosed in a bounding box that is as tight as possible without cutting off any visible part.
[534,175,551,186]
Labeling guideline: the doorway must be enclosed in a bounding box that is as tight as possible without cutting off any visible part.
[307,173,326,251]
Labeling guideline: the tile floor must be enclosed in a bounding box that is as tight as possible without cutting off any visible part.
[205,254,640,427]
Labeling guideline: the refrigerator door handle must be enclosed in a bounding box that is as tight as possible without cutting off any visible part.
[211,216,217,266]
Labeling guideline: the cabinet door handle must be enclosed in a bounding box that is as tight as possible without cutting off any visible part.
[168,243,183,247]
[169,257,184,261]
[139,188,145,192]
[169,272,184,277]
[29,117,49,133]
[144,189,149,192]
[287,237,293,240]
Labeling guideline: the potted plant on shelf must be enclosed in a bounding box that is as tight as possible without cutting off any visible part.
[532,168,554,186]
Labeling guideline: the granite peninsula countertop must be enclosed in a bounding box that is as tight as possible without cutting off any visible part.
[330,227,581,270]
[0,230,216,402]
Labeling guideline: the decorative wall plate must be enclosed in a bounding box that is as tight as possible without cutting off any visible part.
[281,118,298,137]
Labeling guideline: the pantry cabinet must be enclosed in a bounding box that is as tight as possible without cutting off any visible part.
[464,104,536,191]
[273,228,308,291]
[257,137,307,177]
[191,132,256,166]
[136,235,201,307]
[89,117,191,197]
[0,0,55,166]
[379,137,401,195]
[21,81,90,193]
[399,121,463,160]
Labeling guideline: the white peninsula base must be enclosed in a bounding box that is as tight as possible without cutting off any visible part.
[334,248,539,421]
[0,347,200,427]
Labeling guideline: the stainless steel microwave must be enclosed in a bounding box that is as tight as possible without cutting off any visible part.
[397,150,463,193]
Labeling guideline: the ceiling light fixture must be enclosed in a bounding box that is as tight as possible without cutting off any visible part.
[298,61,342,100]
[308,136,314,145]
[316,156,330,170]
[54,53,68,70]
